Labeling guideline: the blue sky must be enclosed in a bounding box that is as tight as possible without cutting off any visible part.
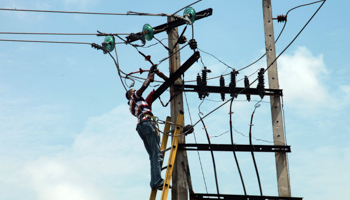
[0,0,349,199]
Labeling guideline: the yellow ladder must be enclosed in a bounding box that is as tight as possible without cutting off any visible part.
[150,111,184,200]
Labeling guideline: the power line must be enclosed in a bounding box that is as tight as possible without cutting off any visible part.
[0,38,91,45]
[0,7,173,17]
[0,31,130,36]
[192,0,326,128]
[187,0,325,83]
[172,0,203,15]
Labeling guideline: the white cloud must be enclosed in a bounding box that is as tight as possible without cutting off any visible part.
[22,157,101,200]
[16,105,153,200]
[278,46,328,108]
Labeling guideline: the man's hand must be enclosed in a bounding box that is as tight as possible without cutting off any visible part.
[149,64,157,74]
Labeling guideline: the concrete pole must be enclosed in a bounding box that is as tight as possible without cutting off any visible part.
[262,0,291,197]
[167,16,189,200]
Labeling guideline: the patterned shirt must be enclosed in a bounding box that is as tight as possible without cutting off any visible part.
[128,90,155,121]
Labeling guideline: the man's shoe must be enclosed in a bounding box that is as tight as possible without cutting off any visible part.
[156,184,163,190]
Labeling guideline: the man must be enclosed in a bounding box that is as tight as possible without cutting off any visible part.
[125,66,168,190]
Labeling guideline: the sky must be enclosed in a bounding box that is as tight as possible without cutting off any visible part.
[0,0,349,199]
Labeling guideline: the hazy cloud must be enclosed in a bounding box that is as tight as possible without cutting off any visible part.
[278,46,328,108]
[17,105,152,200]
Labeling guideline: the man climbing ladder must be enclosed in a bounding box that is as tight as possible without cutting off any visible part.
[125,66,168,190]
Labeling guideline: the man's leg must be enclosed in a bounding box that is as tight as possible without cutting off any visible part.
[137,121,163,189]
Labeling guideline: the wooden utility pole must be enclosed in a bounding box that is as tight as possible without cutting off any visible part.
[167,16,189,200]
[262,0,291,197]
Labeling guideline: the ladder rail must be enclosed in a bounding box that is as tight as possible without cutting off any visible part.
[149,111,184,200]
[150,116,171,200]
[161,111,184,200]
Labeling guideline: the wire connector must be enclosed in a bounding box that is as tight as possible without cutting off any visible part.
[189,39,197,50]
[91,43,108,54]
[276,14,287,23]
[257,68,265,99]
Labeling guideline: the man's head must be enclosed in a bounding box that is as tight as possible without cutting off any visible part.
[125,89,136,100]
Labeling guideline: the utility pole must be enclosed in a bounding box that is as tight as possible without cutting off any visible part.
[167,16,189,200]
[262,0,291,197]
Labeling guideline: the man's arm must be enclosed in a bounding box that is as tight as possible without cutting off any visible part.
[150,64,168,81]
[155,70,168,81]
[136,72,154,97]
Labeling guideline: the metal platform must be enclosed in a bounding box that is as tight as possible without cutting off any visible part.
[191,193,302,200]
[178,144,291,153]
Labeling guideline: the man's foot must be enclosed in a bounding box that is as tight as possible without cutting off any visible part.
[155,184,163,190]
[152,180,164,191]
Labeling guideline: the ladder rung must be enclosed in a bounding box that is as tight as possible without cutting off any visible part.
[161,166,167,171]
[161,147,171,153]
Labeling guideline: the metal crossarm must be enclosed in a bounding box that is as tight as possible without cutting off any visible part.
[153,51,200,102]
[178,144,291,153]
[191,193,303,200]
[173,84,283,96]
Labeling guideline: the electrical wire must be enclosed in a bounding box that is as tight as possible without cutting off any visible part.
[184,89,208,193]
[0,31,130,36]
[0,38,92,45]
[249,101,263,196]
[108,48,128,91]
[197,48,234,71]
[183,2,326,195]
[0,7,182,18]
[198,112,220,196]
[259,0,326,80]
[191,0,326,128]
[210,131,229,138]
[186,0,324,84]
[172,0,203,15]
[142,38,168,48]
[286,0,325,16]
[229,98,247,195]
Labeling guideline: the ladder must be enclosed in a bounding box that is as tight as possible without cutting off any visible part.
[150,110,184,200]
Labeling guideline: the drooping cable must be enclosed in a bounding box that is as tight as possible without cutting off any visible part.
[107,48,127,91]
[186,0,325,83]
[198,110,220,196]
[229,98,247,195]
[258,0,326,79]
[172,0,203,15]
[191,0,326,127]
[249,101,263,196]
[184,87,208,193]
